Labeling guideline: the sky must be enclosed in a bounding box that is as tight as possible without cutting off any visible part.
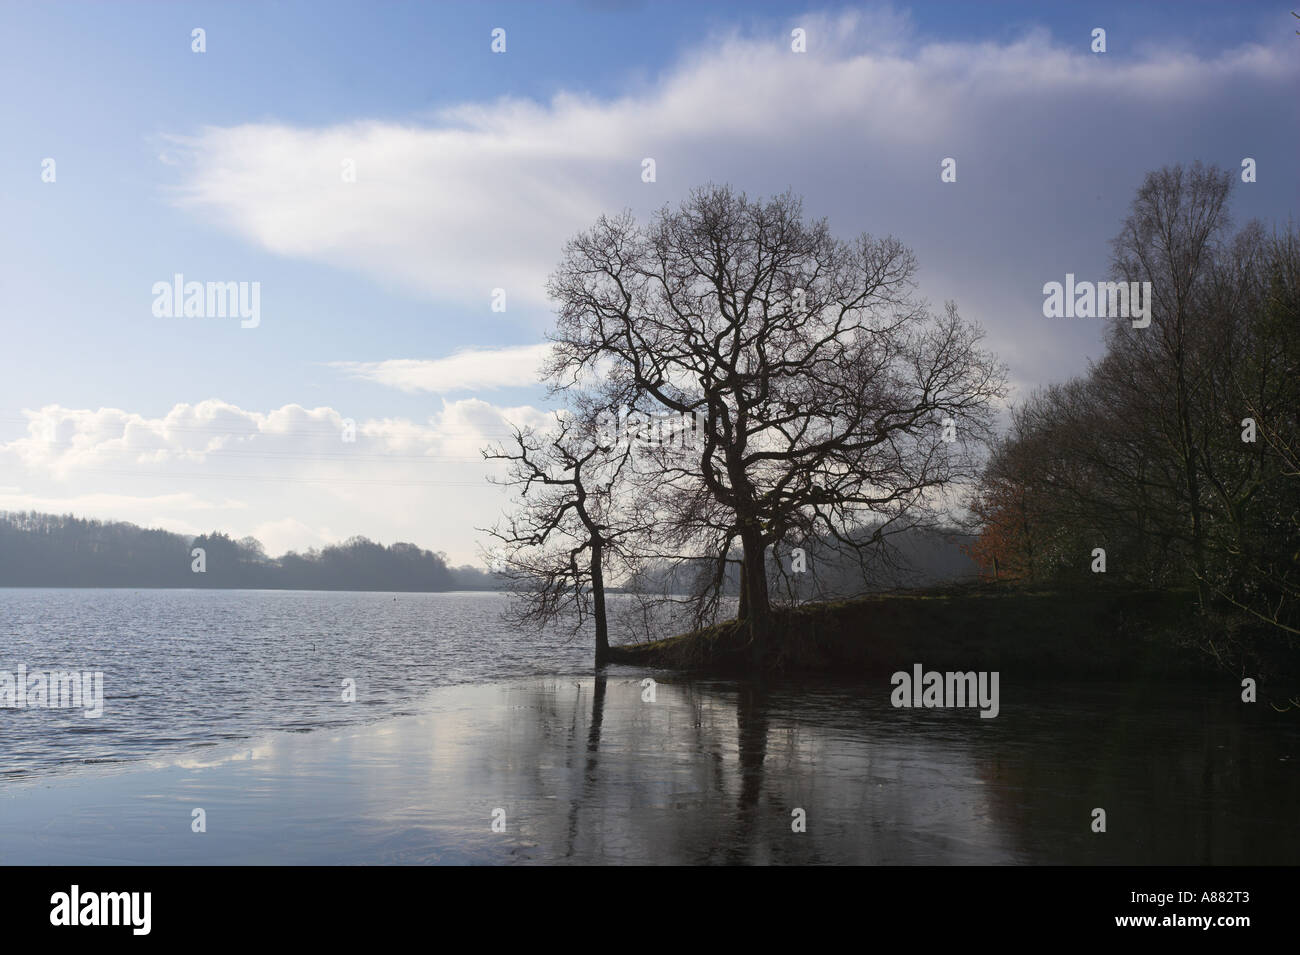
[0,1,1296,565]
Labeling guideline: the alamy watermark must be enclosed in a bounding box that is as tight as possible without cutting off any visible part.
[50,886,150,935]
[595,405,702,452]
[0,665,103,718]
[152,274,260,328]
[890,663,999,718]
[1043,274,1152,328]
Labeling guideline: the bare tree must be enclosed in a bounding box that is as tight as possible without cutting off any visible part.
[1109,162,1235,606]
[1216,228,1300,632]
[968,165,1300,648]
[545,185,1007,645]
[483,404,636,665]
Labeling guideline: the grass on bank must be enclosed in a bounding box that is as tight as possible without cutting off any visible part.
[608,581,1300,693]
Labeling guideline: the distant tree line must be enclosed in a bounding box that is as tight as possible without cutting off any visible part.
[0,511,501,591]
[968,163,1300,639]
[624,523,978,602]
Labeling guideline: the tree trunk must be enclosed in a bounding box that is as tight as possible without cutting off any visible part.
[737,555,750,621]
[738,526,771,622]
[591,542,609,667]
[1175,360,1210,608]
[738,523,773,668]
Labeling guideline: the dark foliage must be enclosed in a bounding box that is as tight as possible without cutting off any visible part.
[0,511,501,591]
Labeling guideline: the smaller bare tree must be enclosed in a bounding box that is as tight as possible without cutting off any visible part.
[483,405,637,665]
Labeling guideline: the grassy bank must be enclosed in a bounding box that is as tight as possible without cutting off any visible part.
[607,583,1299,690]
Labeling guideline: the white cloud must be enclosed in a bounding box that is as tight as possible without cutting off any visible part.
[162,12,1298,389]
[329,343,553,393]
[0,399,550,563]
[250,517,333,557]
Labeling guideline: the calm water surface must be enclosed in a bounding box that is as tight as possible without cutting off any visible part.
[0,589,600,777]
[0,590,1296,864]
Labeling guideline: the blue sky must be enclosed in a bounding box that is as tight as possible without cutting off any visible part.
[1,1,1296,562]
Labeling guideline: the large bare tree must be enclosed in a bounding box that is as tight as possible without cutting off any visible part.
[544,185,1006,644]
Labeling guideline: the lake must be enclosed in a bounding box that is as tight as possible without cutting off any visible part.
[0,589,1296,864]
